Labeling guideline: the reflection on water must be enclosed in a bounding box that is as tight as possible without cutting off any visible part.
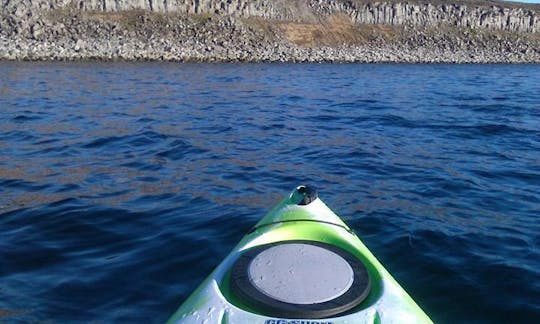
[0,62,539,323]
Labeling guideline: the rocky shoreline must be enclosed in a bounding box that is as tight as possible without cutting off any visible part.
[1,1,540,63]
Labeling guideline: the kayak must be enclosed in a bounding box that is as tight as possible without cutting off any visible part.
[168,186,432,323]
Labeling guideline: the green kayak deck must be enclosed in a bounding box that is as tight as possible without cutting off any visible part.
[168,186,432,323]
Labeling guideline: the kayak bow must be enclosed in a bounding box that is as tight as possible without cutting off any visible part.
[168,186,432,323]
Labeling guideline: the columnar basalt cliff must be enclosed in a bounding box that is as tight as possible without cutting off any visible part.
[324,1,539,33]
[1,0,540,62]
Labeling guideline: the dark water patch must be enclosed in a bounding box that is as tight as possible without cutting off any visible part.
[156,139,208,161]
[128,131,169,147]
[3,130,40,142]
[33,144,80,156]
[82,135,127,149]
[54,183,81,193]
[471,169,540,185]
[1,179,51,191]
[463,148,514,161]
[442,123,535,140]
[261,123,287,131]
[32,138,61,146]
[137,117,156,123]
[12,114,42,122]
[376,114,417,128]
[474,123,526,135]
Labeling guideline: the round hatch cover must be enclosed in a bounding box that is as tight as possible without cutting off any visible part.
[230,240,371,319]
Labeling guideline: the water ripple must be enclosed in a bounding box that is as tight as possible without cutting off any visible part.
[0,62,539,323]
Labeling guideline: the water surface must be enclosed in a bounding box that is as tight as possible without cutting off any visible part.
[1,62,539,323]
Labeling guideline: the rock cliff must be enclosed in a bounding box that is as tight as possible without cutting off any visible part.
[316,1,540,33]
[4,0,539,32]
[1,0,540,62]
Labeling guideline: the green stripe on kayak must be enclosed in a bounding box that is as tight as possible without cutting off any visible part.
[168,186,432,323]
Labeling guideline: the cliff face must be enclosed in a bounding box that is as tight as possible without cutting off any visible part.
[315,1,539,33]
[1,0,309,20]
[3,0,539,33]
[1,0,540,62]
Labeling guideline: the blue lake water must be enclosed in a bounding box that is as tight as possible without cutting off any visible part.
[0,62,539,323]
